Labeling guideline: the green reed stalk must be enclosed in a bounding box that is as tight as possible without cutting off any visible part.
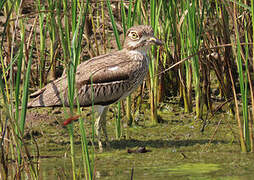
[21,29,38,179]
[182,27,192,113]
[0,65,7,105]
[126,95,132,126]
[120,0,126,35]
[148,0,162,124]
[179,1,193,113]
[63,0,91,178]
[63,0,77,178]
[74,1,92,178]
[77,91,93,180]
[106,0,121,49]
[121,0,138,126]
[19,25,36,137]
[0,52,8,104]
[66,30,77,180]
[63,0,71,57]
[150,0,155,28]
[71,0,77,34]
[89,7,100,56]
[1,1,16,176]
[14,7,26,163]
[78,114,93,180]
[127,0,133,27]
[149,0,157,125]
[164,0,183,106]
[56,0,68,62]
[250,0,254,152]
[101,1,107,54]
[48,0,57,81]
[153,1,162,105]
[14,29,24,123]
[96,2,100,27]
[137,0,142,24]
[133,0,143,121]
[132,0,139,25]
[125,0,133,127]
[107,0,122,138]
[186,0,205,118]
[3,1,39,176]
[0,4,9,176]
[37,0,47,88]
[115,103,121,139]
[86,8,97,145]
[127,0,140,126]
[235,19,250,151]
[244,21,251,151]
[230,1,247,152]
[187,0,200,117]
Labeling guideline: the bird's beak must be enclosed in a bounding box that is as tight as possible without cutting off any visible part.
[148,36,163,46]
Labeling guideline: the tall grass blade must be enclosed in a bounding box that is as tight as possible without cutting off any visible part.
[148,0,163,124]
[235,22,249,151]
[127,0,133,27]
[106,0,122,138]
[65,0,91,179]
[19,23,36,136]
[121,0,126,34]
[14,30,24,123]
[37,0,47,88]
[106,0,122,49]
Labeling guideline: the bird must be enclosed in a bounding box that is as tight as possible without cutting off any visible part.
[27,25,163,151]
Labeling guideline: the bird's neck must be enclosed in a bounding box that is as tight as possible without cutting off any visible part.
[121,48,149,65]
[124,46,150,57]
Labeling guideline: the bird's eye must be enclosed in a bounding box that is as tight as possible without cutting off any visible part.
[129,31,139,40]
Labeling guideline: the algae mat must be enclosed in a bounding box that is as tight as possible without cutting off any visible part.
[22,107,254,179]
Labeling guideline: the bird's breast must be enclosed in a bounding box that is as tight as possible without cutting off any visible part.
[120,51,149,99]
[128,51,149,78]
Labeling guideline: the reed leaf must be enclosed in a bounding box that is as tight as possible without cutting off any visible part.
[19,26,36,136]
[106,0,122,138]
[65,0,91,178]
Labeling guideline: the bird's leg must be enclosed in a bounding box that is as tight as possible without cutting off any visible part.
[94,114,103,151]
[94,106,108,151]
[101,106,109,147]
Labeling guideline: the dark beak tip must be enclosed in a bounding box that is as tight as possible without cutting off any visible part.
[149,37,163,46]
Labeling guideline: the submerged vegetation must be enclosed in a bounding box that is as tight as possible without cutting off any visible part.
[0,0,254,179]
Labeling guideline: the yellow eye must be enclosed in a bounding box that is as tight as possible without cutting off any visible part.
[129,31,139,40]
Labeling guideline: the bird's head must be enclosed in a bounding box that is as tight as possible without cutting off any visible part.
[123,25,163,52]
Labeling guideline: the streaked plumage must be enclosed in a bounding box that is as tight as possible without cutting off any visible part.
[28,25,162,151]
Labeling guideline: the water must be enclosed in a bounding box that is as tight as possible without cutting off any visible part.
[6,108,254,179]
[38,150,254,179]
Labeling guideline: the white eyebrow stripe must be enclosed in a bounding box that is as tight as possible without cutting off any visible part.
[108,66,119,71]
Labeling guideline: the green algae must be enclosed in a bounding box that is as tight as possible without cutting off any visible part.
[15,105,254,179]
[166,163,220,174]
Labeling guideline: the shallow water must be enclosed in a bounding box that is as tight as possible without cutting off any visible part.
[38,149,254,179]
[21,107,254,180]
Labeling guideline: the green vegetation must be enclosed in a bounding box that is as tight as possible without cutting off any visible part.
[0,0,254,179]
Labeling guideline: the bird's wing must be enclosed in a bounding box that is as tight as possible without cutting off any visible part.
[28,50,138,107]
[75,52,132,85]
[27,75,69,107]
[74,51,137,106]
